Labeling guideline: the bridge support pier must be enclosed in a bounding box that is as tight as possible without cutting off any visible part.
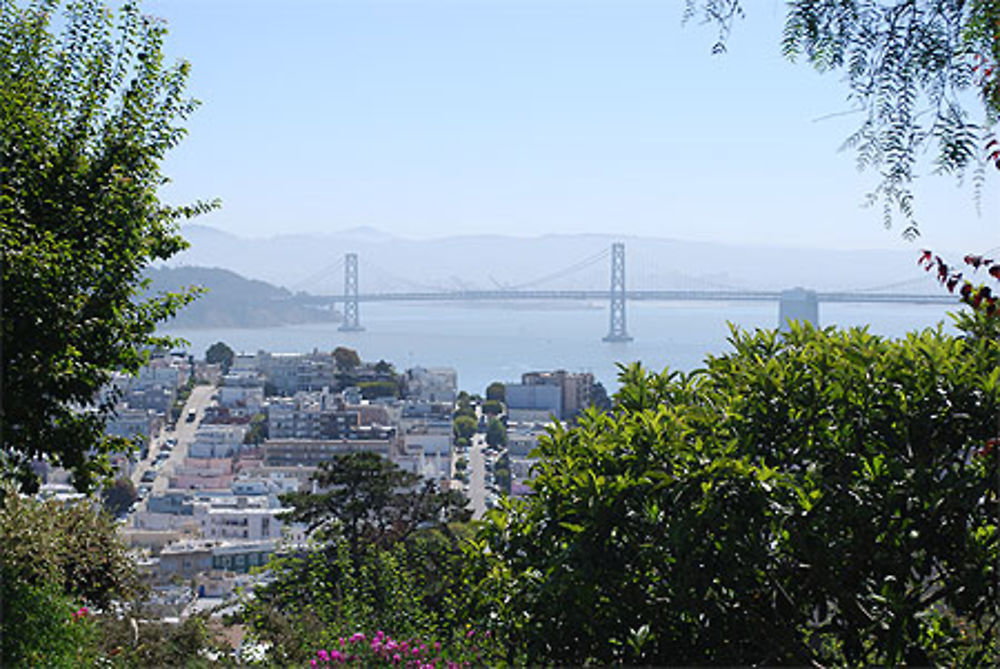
[339,252,364,332]
[778,287,818,331]
[603,242,633,342]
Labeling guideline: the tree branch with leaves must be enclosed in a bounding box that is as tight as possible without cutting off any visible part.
[1,0,216,492]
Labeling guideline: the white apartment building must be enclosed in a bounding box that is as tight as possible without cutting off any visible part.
[403,367,458,403]
[189,424,248,458]
[193,499,286,541]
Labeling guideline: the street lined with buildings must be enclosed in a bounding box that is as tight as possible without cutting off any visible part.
[35,345,602,621]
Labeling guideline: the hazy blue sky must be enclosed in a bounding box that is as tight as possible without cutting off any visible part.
[146,0,998,252]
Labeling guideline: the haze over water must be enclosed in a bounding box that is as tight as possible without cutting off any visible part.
[164,300,957,394]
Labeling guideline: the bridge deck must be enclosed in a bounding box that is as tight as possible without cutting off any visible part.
[296,289,956,306]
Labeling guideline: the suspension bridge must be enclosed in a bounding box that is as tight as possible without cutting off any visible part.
[288,243,956,341]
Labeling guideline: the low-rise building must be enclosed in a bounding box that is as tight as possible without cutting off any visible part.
[403,367,457,403]
[520,370,595,419]
[170,457,235,491]
[190,424,248,458]
[263,438,392,468]
[505,382,562,421]
[193,498,286,542]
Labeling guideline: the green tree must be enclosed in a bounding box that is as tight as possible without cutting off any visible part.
[485,417,507,448]
[472,321,999,666]
[485,381,505,402]
[590,380,611,412]
[100,476,138,517]
[482,399,503,416]
[279,452,470,557]
[453,415,477,442]
[243,411,268,445]
[1,487,143,664]
[687,0,1000,237]
[454,393,476,421]
[332,346,361,371]
[204,340,235,373]
[0,0,213,493]
[257,453,475,664]
[493,452,511,495]
[358,379,399,399]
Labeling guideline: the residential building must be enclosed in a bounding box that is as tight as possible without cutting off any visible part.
[189,424,247,458]
[263,438,392,467]
[403,367,458,403]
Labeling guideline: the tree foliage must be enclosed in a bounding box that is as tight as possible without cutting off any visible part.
[332,346,361,371]
[255,454,475,663]
[485,417,506,448]
[485,381,505,402]
[279,452,470,557]
[100,476,137,517]
[1,487,143,664]
[0,487,142,609]
[205,340,235,373]
[358,379,399,400]
[471,321,1000,666]
[0,0,213,492]
[687,0,1000,237]
[453,415,477,442]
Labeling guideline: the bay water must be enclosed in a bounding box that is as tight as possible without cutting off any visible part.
[162,301,958,394]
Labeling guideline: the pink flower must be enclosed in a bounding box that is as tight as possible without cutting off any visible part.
[393,653,402,664]
[318,649,330,662]
[466,629,475,639]
[433,642,441,652]
[310,661,317,668]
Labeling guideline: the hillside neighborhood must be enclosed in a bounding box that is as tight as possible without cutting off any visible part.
[34,344,598,631]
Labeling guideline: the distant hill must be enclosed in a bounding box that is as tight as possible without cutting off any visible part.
[145,266,340,328]
[169,224,945,296]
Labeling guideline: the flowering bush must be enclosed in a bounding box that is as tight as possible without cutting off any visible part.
[310,628,499,668]
[0,580,98,668]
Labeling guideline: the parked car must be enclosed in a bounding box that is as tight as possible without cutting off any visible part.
[141,470,157,483]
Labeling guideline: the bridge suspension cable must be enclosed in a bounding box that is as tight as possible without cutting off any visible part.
[845,275,937,293]
[364,260,453,292]
[507,247,611,290]
[288,257,344,293]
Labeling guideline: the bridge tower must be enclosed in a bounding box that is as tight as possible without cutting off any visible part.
[778,287,818,332]
[339,252,364,332]
[603,242,633,342]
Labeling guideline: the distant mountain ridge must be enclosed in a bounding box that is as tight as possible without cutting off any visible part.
[169,224,945,297]
[145,266,340,329]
